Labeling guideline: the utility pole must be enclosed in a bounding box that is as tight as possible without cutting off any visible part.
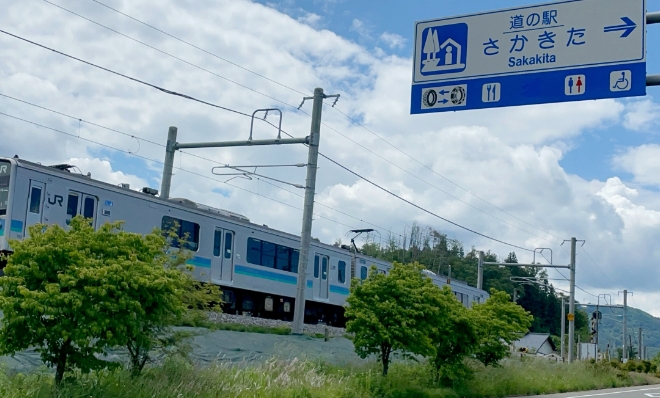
[620,289,628,361]
[477,251,484,290]
[638,328,642,360]
[568,237,576,363]
[292,88,328,335]
[161,126,178,199]
[561,297,566,360]
[513,289,518,303]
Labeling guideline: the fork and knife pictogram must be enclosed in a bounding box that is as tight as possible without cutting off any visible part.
[486,84,496,101]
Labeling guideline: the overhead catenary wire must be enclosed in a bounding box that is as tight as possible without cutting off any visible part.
[88,0,310,97]
[0,93,398,238]
[60,0,564,246]
[0,110,364,231]
[0,30,535,252]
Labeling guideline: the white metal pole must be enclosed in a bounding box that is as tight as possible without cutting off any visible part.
[292,88,324,335]
[623,289,628,360]
[477,251,484,290]
[561,297,566,360]
[568,237,576,363]
[161,126,178,199]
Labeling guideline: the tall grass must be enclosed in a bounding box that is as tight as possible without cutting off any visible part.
[0,356,655,398]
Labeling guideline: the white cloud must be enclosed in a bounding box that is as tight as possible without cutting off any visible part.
[613,145,660,187]
[623,99,660,131]
[297,12,322,28]
[379,32,405,49]
[349,18,371,39]
[1,0,660,314]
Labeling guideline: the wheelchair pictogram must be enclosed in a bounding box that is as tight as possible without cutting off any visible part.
[610,70,632,92]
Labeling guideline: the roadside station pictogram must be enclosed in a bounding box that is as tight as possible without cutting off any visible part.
[565,75,586,95]
[482,83,501,102]
[411,0,646,114]
[610,70,632,91]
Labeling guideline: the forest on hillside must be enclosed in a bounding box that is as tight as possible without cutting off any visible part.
[339,222,590,342]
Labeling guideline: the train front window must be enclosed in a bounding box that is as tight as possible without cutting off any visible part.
[0,161,10,216]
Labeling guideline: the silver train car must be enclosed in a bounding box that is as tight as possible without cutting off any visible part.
[0,156,489,325]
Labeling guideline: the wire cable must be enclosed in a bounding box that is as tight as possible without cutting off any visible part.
[318,153,534,252]
[42,0,302,110]
[49,2,563,246]
[0,93,399,237]
[580,246,616,285]
[0,30,534,252]
[88,0,310,97]
[0,110,366,231]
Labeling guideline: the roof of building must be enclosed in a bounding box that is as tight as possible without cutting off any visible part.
[514,333,557,353]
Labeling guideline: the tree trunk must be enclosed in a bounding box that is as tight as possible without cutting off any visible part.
[54,341,70,385]
[381,344,391,376]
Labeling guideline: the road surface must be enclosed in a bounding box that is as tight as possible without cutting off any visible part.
[520,385,660,398]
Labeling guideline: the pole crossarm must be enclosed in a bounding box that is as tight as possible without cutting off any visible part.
[483,262,570,269]
[174,137,309,150]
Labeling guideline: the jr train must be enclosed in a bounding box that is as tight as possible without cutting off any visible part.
[0,156,489,325]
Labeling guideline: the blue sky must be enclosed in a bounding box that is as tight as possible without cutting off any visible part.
[262,0,660,182]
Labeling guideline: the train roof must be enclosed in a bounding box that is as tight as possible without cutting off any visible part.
[2,157,377,259]
[4,156,481,290]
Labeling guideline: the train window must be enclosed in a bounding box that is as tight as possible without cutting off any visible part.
[247,238,261,264]
[83,197,95,219]
[213,229,222,257]
[261,241,276,268]
[224,232,233,259]
[29,187,42,214]
[360,266,367,280]
[313,255,319,278]
[338,260,346,284]
[0,161,9,216]
[161,216,200,251]
[275,246,290,271]
[321,256,328,280]
[66,193,79,217]
[246,237,299,274]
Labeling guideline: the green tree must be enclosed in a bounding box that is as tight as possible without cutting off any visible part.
[430,286,479,386]
[345,262,442,376]
[0,217,216,383]
[472,289,533,367]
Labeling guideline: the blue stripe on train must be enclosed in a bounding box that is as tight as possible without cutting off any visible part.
[234,265,298,285]
[187,256,211,268]
[329,285,350,296]
[10,220,23,233]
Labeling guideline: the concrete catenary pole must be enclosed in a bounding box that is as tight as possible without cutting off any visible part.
[477,251,484,290]
[623,289,628,360]
[161,126,178,199]
[568,237,576,363]
[638,327,642,360]
[561,297,566,360]
[292,88,324,335]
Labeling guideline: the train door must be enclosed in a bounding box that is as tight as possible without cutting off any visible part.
[25,180,45,233]
[211,228,234,283]
[314,253,329,299]
[81,194,98,228]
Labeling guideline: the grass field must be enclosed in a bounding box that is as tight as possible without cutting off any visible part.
[1,355,657,398]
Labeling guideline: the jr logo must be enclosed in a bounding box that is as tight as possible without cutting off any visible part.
[48,195,64,207]
[0,166,7,174]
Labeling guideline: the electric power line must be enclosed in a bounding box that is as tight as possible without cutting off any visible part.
[0,93,398,237]
[0,30,535,252]
[88,0,310,97]
[67,0,564,246]
[0,110,365,231]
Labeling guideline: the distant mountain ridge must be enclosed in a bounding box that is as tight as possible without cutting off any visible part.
[581,304,660,359]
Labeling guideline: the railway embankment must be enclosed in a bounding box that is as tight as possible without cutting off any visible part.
[206,312,347,338]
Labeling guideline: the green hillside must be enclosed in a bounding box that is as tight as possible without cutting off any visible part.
[581,304,660,359]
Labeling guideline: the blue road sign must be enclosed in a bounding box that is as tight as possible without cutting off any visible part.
[411,0,646,114]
